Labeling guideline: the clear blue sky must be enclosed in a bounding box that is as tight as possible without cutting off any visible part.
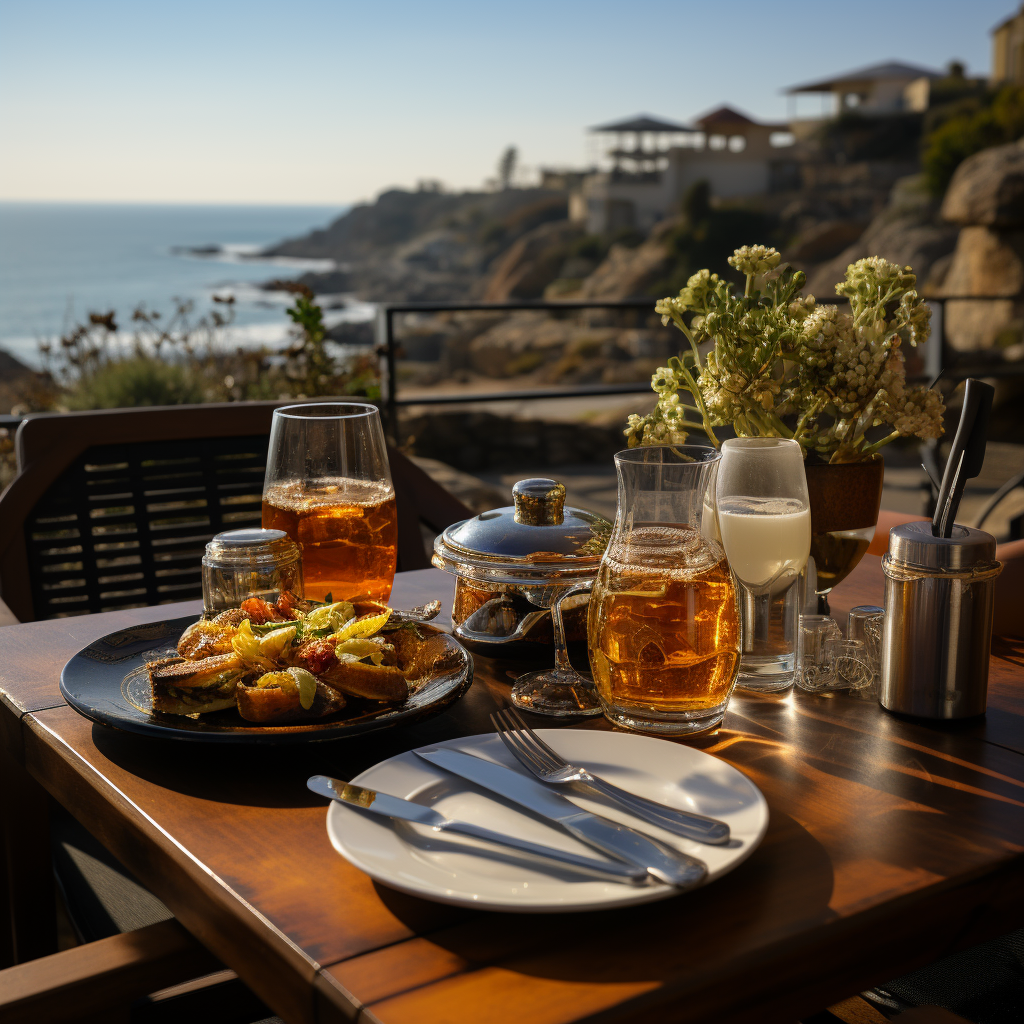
[0,0,1014,205]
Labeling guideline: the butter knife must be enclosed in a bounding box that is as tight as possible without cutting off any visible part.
[307,775,649,885]
[413,749,707,888]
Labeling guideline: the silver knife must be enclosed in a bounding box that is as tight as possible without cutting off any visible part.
[307,775,649,886]
[413,749,707,889]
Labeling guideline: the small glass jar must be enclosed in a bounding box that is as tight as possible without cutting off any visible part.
[202,528,303,616]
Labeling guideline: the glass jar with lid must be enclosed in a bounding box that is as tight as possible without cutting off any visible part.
[202,528,303,616]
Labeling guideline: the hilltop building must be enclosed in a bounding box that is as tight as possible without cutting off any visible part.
[993,4,1024,85]
[784,60,944,133]
[571,108,795,235]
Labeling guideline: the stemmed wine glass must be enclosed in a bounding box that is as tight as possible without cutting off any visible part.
[716,438,811,692]
[262,403,398,603]
[510,583,602,717]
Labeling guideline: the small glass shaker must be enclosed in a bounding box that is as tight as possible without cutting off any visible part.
[202,528,304,616]
[797,615,872,693]
[880,522,1002,719]
[847,605,884,699]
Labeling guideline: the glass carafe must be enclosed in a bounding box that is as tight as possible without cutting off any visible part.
[587,446,741,735]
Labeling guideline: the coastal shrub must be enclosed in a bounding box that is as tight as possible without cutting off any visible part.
[66,358,203,409]
[17,291,380,414]
[650,181,780,297]
[922,84,1024,196]
[815,111,924,163]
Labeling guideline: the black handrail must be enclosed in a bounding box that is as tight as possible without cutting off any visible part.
[373,295,1024,439]
[374,299,656,435]
[1,295,1019,442]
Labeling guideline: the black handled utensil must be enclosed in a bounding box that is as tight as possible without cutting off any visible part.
[932,378,994,539]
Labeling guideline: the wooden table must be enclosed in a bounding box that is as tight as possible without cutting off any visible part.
[1,559,1023,1024]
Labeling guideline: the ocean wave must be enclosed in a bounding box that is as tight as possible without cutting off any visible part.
[174,244,336,273]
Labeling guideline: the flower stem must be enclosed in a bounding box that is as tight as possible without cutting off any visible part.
[861,429,900,455]
[677,365,720,447]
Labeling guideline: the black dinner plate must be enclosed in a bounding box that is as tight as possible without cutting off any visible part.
[59,616,473,744]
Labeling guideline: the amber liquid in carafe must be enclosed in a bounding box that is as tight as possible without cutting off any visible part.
[588,525,740,714]
[262,479,398,602]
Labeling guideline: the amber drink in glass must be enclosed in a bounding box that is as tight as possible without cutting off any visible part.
[588,446,740,735]
[262,403,397,602]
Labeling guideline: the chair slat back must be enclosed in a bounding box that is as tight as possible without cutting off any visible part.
[0,404,472,621]
[26,434,268,619]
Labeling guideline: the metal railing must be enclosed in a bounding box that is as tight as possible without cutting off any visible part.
[373,295,1024,438]
[374,299,658,437]
[0,295,1019,443]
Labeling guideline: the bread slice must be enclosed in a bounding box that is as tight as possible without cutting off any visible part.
[148,654,246,716]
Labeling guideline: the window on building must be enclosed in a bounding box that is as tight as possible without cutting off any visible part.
[728,135,746,152]
[708,134,727,150]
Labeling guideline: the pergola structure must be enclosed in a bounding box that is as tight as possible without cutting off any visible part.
[589,113,697,173]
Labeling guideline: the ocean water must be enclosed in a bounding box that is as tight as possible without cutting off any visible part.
[0,202,353,368]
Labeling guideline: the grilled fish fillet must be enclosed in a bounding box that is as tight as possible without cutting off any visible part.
[148,654,248,716]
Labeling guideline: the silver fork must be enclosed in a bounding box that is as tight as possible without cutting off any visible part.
[491,707,730,845]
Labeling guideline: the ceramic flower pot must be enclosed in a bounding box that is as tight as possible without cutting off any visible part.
[803,455,884,609]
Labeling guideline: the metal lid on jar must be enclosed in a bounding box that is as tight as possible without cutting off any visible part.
[203,528,302,568]
[886,520,997,571]
[432,478,611,586]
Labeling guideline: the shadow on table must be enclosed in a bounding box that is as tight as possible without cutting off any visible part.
[87,701,505,809]
[370,807,836,985]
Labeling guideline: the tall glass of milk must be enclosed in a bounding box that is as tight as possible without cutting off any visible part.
[716,437,811,692]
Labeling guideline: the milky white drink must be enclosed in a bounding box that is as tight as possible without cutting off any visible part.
[717,496,811,590]
[717,496,811,690]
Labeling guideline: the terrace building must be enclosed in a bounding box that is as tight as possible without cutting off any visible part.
[993,3,1024,85]
[571,109,795,235]
[784,60,944,135]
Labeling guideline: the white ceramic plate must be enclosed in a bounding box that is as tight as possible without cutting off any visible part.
[325,730,769,912]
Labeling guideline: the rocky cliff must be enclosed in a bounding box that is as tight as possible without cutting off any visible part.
[801,176,958,299]
[265,187,568,303]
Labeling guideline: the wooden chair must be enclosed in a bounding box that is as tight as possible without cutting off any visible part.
[0,402,471,1019]
[0,402,471,622]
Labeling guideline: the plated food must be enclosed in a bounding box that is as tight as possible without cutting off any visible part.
[147,593,424,725]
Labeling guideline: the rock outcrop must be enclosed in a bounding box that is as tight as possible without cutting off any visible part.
[804,178,958,298]
[266,188,568,303]
[482,221,584,301]
[936,141,1024,354]
[464,313,665,384]
[570,220,678,301]
[940,139,1024,227]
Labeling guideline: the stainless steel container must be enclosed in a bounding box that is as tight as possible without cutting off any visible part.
[880,521,1002,719]
[431,478,611,659]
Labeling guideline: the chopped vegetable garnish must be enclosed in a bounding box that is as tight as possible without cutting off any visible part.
[259,624,297,660]
[286,667,318,709]
[304,600,356,633]
[231,620,277,670]
[331,608,391,643]
[335,637,390,666]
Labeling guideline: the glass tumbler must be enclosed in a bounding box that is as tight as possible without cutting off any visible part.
[262,403,398,603]
[588,446,740,735]
[796,615,872,693]
[716,437,811,693]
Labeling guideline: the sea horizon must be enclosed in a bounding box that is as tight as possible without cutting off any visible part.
[0,201,354,368]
